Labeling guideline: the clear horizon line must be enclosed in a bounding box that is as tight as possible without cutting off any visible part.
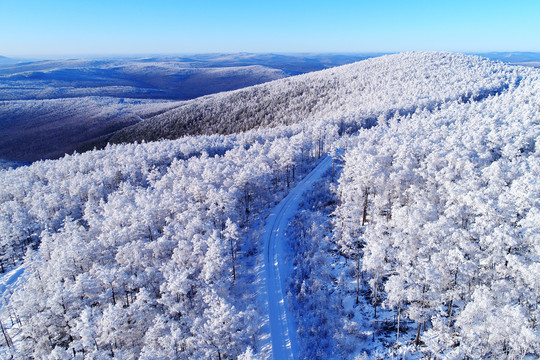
[2,50,540,61]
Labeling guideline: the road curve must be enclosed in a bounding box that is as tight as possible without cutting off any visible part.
[262,155,333,360]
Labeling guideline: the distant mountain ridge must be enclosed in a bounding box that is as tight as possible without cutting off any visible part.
[474,51,540,63]
[0,55,21,65]
[0,61,288,101]
[0,53,385,102]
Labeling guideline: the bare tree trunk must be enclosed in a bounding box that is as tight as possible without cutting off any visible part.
[356,251,360,304]
[415,322,422,347]
[1,319,13,348]
[230,237,236,281]
[111,284,116,305]
[361,188,369,227]
[396,305,401,344]
[356,188,369,304]
[374,270,379,319]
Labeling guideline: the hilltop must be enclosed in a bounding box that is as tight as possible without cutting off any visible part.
[100,52,520,146]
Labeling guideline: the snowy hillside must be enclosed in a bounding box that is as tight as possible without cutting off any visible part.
[0,59,287,101]
[0,97,181,162]
[334,70,540,358]
[0,58,287,162]
[0,52,538,359]
[103,53,521,146]
[0,54,378,162]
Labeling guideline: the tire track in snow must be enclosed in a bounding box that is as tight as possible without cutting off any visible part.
[262,155,333,360]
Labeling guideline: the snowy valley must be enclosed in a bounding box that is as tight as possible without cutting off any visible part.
[0,52,539,359]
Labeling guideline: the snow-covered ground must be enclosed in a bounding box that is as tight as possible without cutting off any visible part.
[0,266,24,301]
[260,156,333,359]
[0,265,25,357]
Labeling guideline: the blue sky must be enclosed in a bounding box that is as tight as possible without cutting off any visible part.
[1,0,539,57]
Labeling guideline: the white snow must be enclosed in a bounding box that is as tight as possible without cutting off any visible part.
[0,265,24,356]
[0,266,24,304]
[261,155,333,360]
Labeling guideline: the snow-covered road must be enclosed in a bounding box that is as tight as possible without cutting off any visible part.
[0,266,24,303]
[262,155,333,360]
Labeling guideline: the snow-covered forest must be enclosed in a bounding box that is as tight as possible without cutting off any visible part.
[334,68,540,358]
[0,53,373,162]
[0,57,285,162]
[104,53,516,145]
[0,52,539,359]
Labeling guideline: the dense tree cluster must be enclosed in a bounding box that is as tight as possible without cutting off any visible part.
[335,63,540,358]
[0,121,330,358]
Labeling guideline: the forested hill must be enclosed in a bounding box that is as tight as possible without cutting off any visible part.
[0,52,538,359]
[99,52,521,147]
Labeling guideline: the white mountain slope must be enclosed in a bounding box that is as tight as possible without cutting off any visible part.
[0,97,181,162]
[106,52,520,144]
[0,54,380,162]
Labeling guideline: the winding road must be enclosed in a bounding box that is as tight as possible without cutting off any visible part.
[262,155,333,360]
